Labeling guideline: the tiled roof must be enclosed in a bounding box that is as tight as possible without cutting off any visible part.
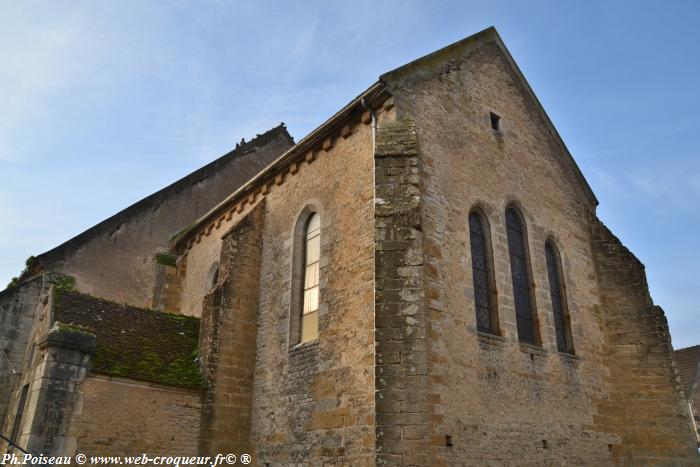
[54,290,203,389]
[674,345,700,398]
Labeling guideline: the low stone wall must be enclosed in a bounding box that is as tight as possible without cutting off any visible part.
[66,375,202,457]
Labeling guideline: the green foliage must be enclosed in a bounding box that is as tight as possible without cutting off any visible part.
[56,322,95,337]
[93,342,203,389]
[50,275,76,292]
[155,252,178,267]
[4,256,39,290]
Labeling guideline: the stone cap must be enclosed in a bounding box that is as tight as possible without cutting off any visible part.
[38,322,97,354]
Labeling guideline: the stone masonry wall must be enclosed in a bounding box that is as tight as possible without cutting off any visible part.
[198,201,264,456]
[247,117,376,465]
[21,323,95,455]
[66,376,202,458]
[0,277,43,424]
[379,32,700,465]
[179,199,264,318]
[373,118,432,466]
[382,35,615,465]
[590,220,699,465]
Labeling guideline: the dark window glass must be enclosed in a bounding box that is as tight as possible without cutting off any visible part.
[490,112,501,132]
[469,212,497,333]
[546,241,573,352]
[506,208,538,344]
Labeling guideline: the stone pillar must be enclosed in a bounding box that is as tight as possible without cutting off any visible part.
[0,277,44,424]
[374,119,431,465]
[23,323,95,455]
[590,219,699,464]
[199,201,265,457]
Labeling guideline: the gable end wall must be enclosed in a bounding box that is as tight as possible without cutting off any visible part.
[381,35,699,465]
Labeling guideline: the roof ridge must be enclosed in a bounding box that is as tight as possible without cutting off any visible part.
[380,26,598,207]
[17,124,292,281]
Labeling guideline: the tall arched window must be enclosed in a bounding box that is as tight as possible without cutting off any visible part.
[469,210,498,334]
[505,207,539,344]
[545,241,573,353]
[300,213,320,343]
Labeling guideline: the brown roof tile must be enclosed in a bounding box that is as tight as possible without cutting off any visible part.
[674,345,700,398]
[54,290,203,389]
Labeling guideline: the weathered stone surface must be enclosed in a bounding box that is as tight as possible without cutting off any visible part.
[22,323,95,455]
[247,119,376,466]
[66,376,202,458]
[1,27,697,466]
[374,118,431,465]
[590,220,699,464]
[0,276,44,423]
[378,28,699,465]
[199,201,265,456]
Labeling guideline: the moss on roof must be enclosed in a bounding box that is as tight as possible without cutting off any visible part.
[54,290,203,390]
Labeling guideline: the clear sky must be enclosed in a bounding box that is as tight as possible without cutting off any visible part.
[1,1,698,348]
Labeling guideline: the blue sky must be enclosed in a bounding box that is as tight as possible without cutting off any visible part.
[1,1,698,348]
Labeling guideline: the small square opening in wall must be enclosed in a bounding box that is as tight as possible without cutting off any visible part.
[490,112,502,133]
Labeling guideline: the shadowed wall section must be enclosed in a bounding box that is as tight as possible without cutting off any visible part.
[199,201,265,456]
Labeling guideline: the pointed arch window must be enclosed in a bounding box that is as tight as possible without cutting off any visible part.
[300,213,320,343]
[545,241,573,353]
[469,210,498,334]
[505,207,539,344]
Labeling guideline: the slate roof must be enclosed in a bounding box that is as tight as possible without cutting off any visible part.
[54,290,203,389]
[675,345,700,398]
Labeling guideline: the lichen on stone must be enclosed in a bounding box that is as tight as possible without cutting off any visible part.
[50,275,76,292]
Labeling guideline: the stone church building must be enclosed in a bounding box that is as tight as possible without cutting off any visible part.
[1,27,698,466]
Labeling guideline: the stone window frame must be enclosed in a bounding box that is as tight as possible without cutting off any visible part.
[504,202,541,346]
[544,237,575,355]
[288,203,327,349]
[467,205,500,336]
